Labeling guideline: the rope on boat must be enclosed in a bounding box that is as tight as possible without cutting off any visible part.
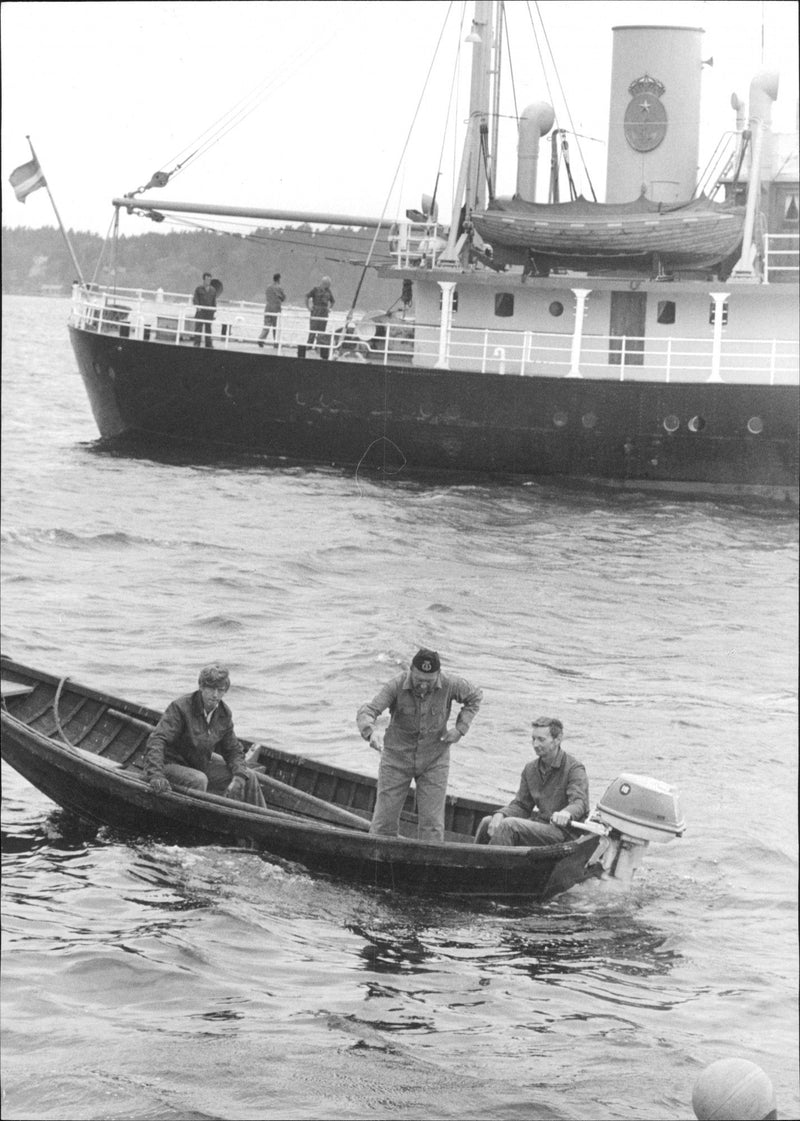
[53,676,78,749]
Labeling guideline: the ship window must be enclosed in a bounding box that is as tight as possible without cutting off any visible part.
[663,415,680,433]
[549,301,564,317]
[709,299,728,326]
[438,290,458,313]
[784,193,798,223]
[657,300,676,324]
[747,417,764,434]
[688,416,706,432]
[553,411,569,428]
[494,292,515,317]
[582,412,597,429]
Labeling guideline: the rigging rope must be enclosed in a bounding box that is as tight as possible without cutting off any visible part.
[528,0,597,201]
[129,34,339,195]
[348,1,457,319]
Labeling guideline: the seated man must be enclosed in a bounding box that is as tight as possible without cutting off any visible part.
[144,663,263,805]
[477,716,588,846]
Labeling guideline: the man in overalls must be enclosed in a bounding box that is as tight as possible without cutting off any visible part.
[356,649,483,842]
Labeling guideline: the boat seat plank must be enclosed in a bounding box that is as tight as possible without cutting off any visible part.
[0,680,34,699]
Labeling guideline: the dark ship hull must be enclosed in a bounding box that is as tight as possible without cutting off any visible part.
[70,325,799,500]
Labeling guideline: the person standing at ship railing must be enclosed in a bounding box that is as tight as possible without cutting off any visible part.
[258,272,286,347]
[356,648,483,843]
[191,271,217,348]
[304,276,335,360]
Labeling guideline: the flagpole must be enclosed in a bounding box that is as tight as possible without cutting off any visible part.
[26,136,85,286]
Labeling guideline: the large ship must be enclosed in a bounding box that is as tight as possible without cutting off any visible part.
[67,2,799,500]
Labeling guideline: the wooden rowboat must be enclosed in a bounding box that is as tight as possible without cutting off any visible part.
[0,656,605,902]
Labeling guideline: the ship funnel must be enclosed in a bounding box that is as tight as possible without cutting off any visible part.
[516,102,555,202]
[606,25,704,203]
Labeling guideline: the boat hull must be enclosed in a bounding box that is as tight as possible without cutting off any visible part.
[69,326,799,500]
[0,659,601,902]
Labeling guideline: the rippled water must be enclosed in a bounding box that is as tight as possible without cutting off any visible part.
[2,295,798,1120]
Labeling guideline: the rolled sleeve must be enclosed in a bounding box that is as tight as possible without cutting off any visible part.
[450,676,482,735]
[356,679,399,739]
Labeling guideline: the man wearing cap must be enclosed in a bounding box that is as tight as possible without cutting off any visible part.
[356,648,483,843]
[145,663,262,804]
[476,717,589,846]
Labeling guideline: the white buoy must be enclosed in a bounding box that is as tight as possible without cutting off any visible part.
[692,1058,777,1120]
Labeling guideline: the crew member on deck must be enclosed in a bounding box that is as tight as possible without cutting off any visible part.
[305,276,335,359]
[192,272,217,348]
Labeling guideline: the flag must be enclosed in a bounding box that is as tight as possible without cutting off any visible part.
[9,157,46,203]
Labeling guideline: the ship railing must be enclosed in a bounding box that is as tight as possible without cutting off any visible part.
[388,222,448,269]
[763,233,800,283]
[409,323,798,384]
[68,285,384,352]
[68,286,799,383]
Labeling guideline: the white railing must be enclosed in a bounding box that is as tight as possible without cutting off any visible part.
[389,222,449,269]
[69,285,799,385]
[764,233,799,283]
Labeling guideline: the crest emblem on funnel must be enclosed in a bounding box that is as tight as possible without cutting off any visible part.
[623,74,667,152]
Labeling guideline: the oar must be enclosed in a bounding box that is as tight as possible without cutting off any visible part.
[107,707,370,832]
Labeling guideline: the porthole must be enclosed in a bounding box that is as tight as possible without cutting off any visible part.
[549,301,564,317]
[581,413,597,429]
[663,415,680,433]
[553,411,568,428]
[747,417,764,434]
[688,416,706,432]
[494,292,515,317]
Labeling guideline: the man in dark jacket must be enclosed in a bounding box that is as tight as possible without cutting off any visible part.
[356,648,483,843]
[192,272,217,348]
[145,663,255,800]
[477,716,589,845]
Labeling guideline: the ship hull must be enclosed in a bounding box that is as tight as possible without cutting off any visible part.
[69,326,799,501]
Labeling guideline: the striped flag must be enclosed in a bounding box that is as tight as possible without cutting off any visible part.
[9,156,46,203]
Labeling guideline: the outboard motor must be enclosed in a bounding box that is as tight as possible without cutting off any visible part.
[578,774,685,886]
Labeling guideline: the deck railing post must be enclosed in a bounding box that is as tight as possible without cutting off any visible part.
[568,288,590,377]
[436,281,456,369]
[708,291,730,382]
[665,337,672,383]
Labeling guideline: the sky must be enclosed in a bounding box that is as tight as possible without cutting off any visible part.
[2,0,798,237]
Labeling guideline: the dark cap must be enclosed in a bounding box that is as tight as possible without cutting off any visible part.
[411,648,440,674]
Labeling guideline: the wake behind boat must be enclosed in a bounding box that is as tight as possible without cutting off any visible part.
[0,658,684,903]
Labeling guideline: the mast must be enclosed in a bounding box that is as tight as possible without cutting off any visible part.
[441,0,494,261]
[467,0,494,212]
[488,0,503,200]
